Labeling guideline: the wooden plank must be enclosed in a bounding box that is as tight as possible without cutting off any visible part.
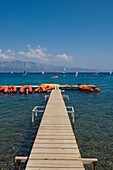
[42,117,69,119]
[26,160,84,168]
[41,117,69,120]
[39,126,73,130]
[29,153,81,160]
[38,128,73,132]
[42,115,69,117]
[36,136,76,140]
[37,133,74,136]
[26,168,85,170]
[33,139,77,144]
[36,130,75,136]
[40,124,71,127]
[33,143,78,149]
[31,148,80,154]
[40,122,71,125]
[41,117,70,120]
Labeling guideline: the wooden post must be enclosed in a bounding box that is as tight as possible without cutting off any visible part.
[93,161,98,170]
[17,160,21,170]
[15,156,28,170]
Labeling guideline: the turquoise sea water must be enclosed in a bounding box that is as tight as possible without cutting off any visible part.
[0,72,113,170]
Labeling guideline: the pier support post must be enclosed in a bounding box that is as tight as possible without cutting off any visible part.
[15,156,28,170]
[92,161,98,170]
[17,160,21,170]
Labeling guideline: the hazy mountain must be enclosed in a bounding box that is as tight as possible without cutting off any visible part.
[0,60,94,72]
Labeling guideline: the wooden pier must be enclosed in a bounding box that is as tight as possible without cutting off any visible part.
[25,88,86,170]
[15,88,98,169]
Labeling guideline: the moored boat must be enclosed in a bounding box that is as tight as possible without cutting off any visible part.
[34,87,41,93]
[20,85,32,94]
[9,85,17,93]
[41,84,59,87]
[34,85,55,93]
[0,86,4,92]
[3,85,17,93]
[78,85,100,92]
[41,85,54,92]
[51,76,58,78]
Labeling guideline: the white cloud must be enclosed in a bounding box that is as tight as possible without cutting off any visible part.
[0,49,15,59]
[56,53,73,62]
[19,45,50,61]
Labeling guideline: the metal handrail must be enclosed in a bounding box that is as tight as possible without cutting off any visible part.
[32,106,45,123]
[66,106,75,126]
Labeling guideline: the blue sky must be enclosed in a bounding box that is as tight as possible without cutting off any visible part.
[0,0,113,70]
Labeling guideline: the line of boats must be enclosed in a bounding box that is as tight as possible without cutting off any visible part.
[0,84,100,94]
[0,85,55,94]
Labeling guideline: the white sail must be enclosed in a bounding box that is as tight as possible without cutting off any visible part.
[75,71,78,77]
[42,71,44,75]
[110,70,112,75]
[64,67,66,72]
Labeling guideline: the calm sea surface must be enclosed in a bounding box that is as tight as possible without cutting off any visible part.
[0,72,113,170]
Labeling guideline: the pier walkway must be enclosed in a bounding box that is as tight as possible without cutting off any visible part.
[25,88,85,170]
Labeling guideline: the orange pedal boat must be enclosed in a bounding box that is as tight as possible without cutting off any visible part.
[0,86,4,92]
[20,85,32,94]
[78,85,100,92]
[34,85,54,93]
[3,85,17,93]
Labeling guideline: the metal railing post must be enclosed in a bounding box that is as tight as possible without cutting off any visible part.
[32,111,34,123]
[32,106,45,123]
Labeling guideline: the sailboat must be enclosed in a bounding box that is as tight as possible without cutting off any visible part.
[110,70,112,75]
[23,70,27,76]
[75,71,78,77]
[51,75,58,78]
[63,67,66,77]
[93,72,99,76]
[42,71,44,75]
[10,71,14,74]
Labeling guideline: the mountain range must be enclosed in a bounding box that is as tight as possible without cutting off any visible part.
[0,60,94,72]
